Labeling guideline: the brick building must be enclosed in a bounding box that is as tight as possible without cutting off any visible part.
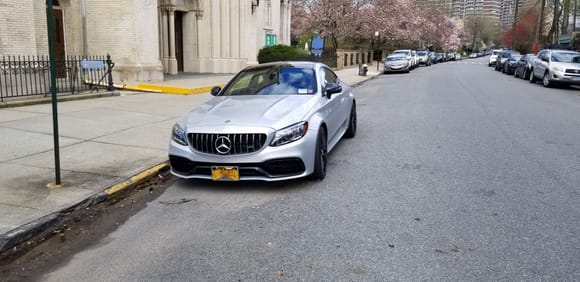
[0,0,292,83]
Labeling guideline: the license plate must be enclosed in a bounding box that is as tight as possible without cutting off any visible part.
[211,166,239,181]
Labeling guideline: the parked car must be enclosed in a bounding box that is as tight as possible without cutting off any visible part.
[436,53,447,62]
[384,54,411,73]
[529,49,580,87]
[392,49,415,69]
[447,53,456,61]
[495,50,520,72]
[503,53,522,74]
[469,52,478,58]
[169,61,357,181]
[454,53,462,60]
[411,50,419,68]
[513,54,536,80]
[429,52,438,64]
[416,50,431,66]
[488,49,502,66]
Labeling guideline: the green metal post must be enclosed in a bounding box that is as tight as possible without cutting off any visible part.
[46,0,61,185]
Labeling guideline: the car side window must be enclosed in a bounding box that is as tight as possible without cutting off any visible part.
[537,51,548,61]
[324,67,338,84]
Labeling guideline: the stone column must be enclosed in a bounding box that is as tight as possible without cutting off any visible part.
[210,1,222,59]
[161,9,169,73]
[168,7,178,75]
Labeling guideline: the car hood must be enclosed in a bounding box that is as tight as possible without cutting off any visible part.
[183,95,318,130]
[553,62,580,69]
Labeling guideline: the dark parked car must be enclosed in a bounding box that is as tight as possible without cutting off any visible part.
[495,50,520,72]
[503,54,522,74]
[514,54,536,80]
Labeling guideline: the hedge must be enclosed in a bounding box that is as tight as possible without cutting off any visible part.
[257,45,309,63]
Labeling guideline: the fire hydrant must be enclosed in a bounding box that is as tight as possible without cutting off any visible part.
[359,64,368,76]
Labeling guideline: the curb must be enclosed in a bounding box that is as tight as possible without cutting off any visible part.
[0,91,120,109]
[137,83,225,95]
[0,161,170,254]
[351,72,381,88]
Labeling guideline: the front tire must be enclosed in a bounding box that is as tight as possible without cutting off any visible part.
[542,72,553,88]
[310,128,327,180]
[344,103,357,138]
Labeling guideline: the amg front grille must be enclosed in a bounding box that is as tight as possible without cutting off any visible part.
[188,133,268,155]
[169,156,306,178]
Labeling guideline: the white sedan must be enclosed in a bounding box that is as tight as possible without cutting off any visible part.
[169,62,357,182]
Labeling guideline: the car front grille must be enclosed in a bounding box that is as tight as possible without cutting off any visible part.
[188,133,268,155]
[169,156,306,178]
[565,69,580,74]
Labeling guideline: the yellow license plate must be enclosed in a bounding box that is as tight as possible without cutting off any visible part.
[211,166,239,181]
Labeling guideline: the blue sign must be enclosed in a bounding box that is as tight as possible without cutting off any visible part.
[81,60,105,70]
[311,35,324,55]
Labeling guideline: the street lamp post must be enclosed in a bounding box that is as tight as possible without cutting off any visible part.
[375,31,380,71]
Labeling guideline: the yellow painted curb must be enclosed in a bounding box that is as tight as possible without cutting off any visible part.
[104,162,169,196]
[137,83,225,95]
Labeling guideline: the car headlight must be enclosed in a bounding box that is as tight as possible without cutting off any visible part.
[270,121,308,147]
[551,65,563,72]
[172,123,187,146]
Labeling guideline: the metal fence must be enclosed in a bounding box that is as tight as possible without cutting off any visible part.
[0,55,112,101]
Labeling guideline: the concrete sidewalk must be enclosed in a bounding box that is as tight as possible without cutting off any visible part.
[0,64,382,252]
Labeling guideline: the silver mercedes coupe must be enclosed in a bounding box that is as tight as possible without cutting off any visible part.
[169,62,357,181]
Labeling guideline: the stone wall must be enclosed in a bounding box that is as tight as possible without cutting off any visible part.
[336,50,372,70]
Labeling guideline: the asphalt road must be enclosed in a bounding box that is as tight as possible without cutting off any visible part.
[44,57,580,281]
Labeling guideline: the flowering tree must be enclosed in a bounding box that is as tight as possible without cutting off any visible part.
[502,6,539,53]
[291,0,465,51]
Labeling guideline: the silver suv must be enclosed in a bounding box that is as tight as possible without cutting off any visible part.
[529,49,580,87]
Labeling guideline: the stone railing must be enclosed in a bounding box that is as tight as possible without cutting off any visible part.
[336,49,379,70]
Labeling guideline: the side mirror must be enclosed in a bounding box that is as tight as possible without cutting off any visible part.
[210,86,221,96]
[325,83,342,98]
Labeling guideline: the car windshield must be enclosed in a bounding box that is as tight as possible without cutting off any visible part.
[417,51,427,56]
[221,66,317,96]
[551,52,580,63]
[492,50,500,55]
[393,51,409,55]
[512,55,523,61]
[387,55,406,61]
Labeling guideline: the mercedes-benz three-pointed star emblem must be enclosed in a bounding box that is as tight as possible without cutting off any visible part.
[215,136,232,154]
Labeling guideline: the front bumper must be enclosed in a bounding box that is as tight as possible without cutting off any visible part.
[548,71,580,85]
[384,63,409,72]
[168,127,318,181]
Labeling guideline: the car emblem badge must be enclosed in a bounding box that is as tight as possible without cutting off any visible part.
[215,136,231,154]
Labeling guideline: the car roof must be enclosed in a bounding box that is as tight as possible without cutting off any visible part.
[243,61,320,71]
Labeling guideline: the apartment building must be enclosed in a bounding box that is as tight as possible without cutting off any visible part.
[452,0,501,22]
[500,0,529,30]
[0,0,292,83]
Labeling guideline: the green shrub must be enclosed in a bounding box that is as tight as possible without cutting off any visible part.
[258,45,308,63]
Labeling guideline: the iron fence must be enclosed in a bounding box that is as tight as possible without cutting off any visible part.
[0,55,112,101]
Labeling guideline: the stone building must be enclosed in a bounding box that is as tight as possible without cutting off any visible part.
[0,0,292,83]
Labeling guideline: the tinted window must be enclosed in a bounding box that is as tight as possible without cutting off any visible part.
[386,55,406,61]
[222,66,317,96]
[417,51,427,56]
[551,52,580,63]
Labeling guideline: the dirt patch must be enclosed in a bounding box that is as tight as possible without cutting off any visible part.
[0,173,175,282]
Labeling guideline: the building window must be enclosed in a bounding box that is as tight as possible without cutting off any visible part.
[266,34,277,46]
